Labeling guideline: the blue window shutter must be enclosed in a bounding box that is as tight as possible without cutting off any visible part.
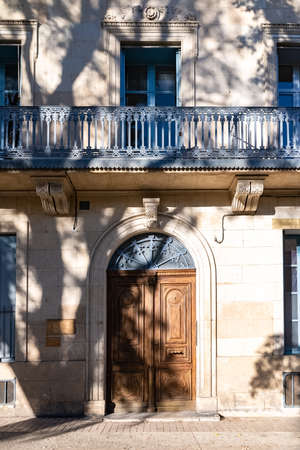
[120,50,125,106]
[176,49,181,106]
[0,235,16,362]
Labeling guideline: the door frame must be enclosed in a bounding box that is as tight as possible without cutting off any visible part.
[106,268,196,413]
[85,213,217,416]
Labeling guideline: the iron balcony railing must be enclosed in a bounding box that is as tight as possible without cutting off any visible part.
[0,106,300,162]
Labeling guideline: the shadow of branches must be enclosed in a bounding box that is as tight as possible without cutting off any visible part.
[250,334,300,399]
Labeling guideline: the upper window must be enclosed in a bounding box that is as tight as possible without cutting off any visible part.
[0,235,16,362]
[121,47,180,107]
[0,45,20,106]
[278,46,300,107]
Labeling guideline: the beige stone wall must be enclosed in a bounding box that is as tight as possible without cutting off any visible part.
[0,0,300,106]
[0,189,299,415]
[0,0,300,416]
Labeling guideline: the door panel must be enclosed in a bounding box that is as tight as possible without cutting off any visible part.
[112,371,145,403]
[113,284,143,362]
[107,270,195,412]
[107,275,149,412]
[157,368,192,401]
[155,275,195,408]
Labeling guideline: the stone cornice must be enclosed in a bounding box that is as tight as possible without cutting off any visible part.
[0,19,38,27]
[103,5,198,24]
[262,23,300,35]
[102,21,198,29]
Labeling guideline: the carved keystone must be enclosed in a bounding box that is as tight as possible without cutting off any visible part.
[143,198,160,229]
[231,176,265,213]
[32,176,73,216]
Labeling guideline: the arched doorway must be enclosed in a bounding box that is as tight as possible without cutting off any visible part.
[106,233,196,413]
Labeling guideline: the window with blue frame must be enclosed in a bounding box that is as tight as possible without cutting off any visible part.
[0,235,16,362]
[0,45,20,106]
[121,47,180,148]
[277,47,300,148]
[121,47,180,107]
[284,234,300,354]
[278,47,300,108]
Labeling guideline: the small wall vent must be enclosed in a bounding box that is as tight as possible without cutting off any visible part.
[79,201,90,211]
[0,379,16,406]
[284,372,300,407]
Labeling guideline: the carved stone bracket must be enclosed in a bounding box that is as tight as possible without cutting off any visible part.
[32,176,73,216]
[231,176,265,213]
[143,198,160,229]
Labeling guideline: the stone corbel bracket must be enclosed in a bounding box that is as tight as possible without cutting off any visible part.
[230,176,265,213]
[143,197,160,229]
[32,176,73,216]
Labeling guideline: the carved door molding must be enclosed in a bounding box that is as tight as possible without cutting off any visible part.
[85,213,217,417]
[107,269,196,412]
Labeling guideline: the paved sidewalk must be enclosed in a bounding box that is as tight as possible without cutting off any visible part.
[0,416,300,449]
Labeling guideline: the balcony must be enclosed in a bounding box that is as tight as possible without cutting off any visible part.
[1,106,300,170]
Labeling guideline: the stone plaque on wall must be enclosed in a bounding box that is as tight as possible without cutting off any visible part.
[46,319,76,347]
[47,319,76,336]
[46,336,61,347]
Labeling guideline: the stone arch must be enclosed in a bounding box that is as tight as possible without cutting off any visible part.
[84,213,217,416]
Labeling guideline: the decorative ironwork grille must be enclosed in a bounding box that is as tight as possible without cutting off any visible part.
[0,379,16,405]
[108,233,195,270]
[284,372,300,407]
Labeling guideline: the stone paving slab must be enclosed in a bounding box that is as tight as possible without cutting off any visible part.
[0,417,299,449]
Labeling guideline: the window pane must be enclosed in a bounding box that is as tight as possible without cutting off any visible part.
[0,235,16,361]
[284,238,298,264]
[285,293,299,320]
[126,94,147,106]
[126,66,147,91]
[284,267,297,292]
[291,294,298,320]
[291,322,299,348]
[156,66,175,92]
[279,94,293,107]
[279,65,293,89]
[0,46,19,106]
[156,93,175,106]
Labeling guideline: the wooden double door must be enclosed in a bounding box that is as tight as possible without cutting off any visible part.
[107,269,196,413]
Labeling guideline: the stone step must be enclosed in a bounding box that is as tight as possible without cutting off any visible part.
[103,411,221,423]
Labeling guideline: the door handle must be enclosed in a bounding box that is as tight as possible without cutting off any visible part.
[170,351,184,355]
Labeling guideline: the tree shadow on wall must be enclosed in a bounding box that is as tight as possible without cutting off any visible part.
[250,334,300,408]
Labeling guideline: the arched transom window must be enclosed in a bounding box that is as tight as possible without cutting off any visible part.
[108,233,195,270]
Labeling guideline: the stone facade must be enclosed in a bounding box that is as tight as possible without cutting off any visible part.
[0,0,300,417]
